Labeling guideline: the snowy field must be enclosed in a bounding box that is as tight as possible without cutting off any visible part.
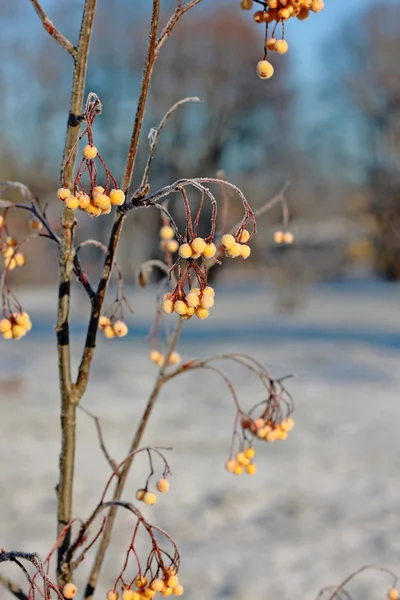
[1,282,400,600]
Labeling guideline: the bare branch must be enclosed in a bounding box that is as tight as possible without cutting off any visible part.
[0,573,29,600]
[155,0,204,57]
[29,0,76,57]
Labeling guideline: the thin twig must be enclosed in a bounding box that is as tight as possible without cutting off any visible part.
[29,0,76,57]
[79,406,117,470]
[155,0,204,57]
[0,573,29,600]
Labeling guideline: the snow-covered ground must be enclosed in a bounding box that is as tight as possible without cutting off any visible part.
[1,282,400,600]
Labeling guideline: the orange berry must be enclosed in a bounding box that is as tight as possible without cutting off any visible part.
[225,459,237,473]
[0,215,4,228]
[93,193,111,210]
[202,286,215,296]
[2,329,13,340]
[257,60,274,80]
[62,584,77,599]
[65,196,79,210]
[107,591,119,600]
[221,234,235,250]
[166,240,179,253]
[186,306,195,317]
[161,589,172,597]
[280,417,294,432]
[172,586,183,597]
[267,0,277,7]
[160,225,175,240]
[143,492,157,505]
[203,243,216,258]
[240,245,251,259]
[0,319,12,333]
[149,350,163,364]
[178,243,193,259]
[29,218,42,230]
[122,590,136,600]
[275,39,288,54]
[93,186,105,194]
[83,144,98,159]
[244,447,255,459]
[253,10,264,22]
[161,299,174,315]
[236,452,249,466]
[136,488,146,501]
[144,589,156,598]
[156,478,170,493]
[99,316,110,329]
[109,189,126,206]
[266,430,278,443]
[311,0,324,12]
[86,203,102,217]
[14,253,26,267]
[4,258,17,270]
[238,229,250,243]
[200,294,214,309]
[278,7,290,19]
[190,237,207,255]
[167,352,180,366]
[297,7,309,20]
[166,577,179,589]
[151,581,165,593]
[388,589,399,600]
[257,426,271,439]
[15,312,31,330]
[135,577,148,589]
[273,230,285,244]
[233,464,243,476]
[57,188,71,201]
[246,463,257,475]
[240,0,253,8]
[113,320,128,338]
[3,247,14,258]
[6,236,17,247]
[195,307,209,320]
[283,231,294,244]
[186,292,200,308]
[226,242,242,258]
[78,194,91,210]
[12,324,26,340]
[104,325,115,339]
[174,300,188,316]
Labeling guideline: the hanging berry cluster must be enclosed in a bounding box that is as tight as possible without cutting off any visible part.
[0,311,32,341]
[59,93,125,217]
[159,225,179,254]
[1,234,26,271]
[157,179,256,322]
[239,0,325,80]
[149,350,180,367]
[99,316,129,339]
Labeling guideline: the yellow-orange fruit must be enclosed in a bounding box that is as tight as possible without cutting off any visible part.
[12,325,26,340]
[151,580,165,593]
[4,258,17,270]
[160,225,175,240]
[275,39,288,54]
[196,307,209,320]
[280,417,294,431]
[203,243,216,258]
[135,577,148,589]
[109,189,126,206]
[297,7,309,20]
[2,329,13,340]
[278,7,290,19]
[161,299,174,315]
[238,229,250,243]
[311,0,324,12]
[253,10,264,22]
[0,319,12,333]
[15,312,31,330]
[57,188,71,200]
[149,350,163,364]
[244,447,255,459]
[273,230,284,244]
[78,194,91,210]
[240,0,253,9]
[172,587,183,597]
[202,286,215,296]
[65,196,79,210]
[266,430,278,443]
[236,452,249,466]
[107,591,119,600]
[104,325,116,339]
[6,236,17,247]
[161,589,172,597]
[221,234,235,250]
[166,240,179,253]
[257,60,274,80]
[388,589,400,600]
[0,215,4,228]
[62,584,77,599]
[174,300,188,316]
[122,589,136,600]
[99,316,110,329]
[93,186,105,194]
[29,218,42,230]
[225,459,237,473]
[113,320,128,338]
[167,352,180,366]
[93,193,111,210]
[190,237,207,255]
[246,463,257,475]
[233,464,243,476]
[200,294,214,309]
[240,245,251,259]
[136,488,146,501]
[3,247,14,258]
[267,0,278,7]
[15,253,26,267]
[179,243,193,259]
[102,204,112,215]
[166,577,179,590]
[86,203,102,217]
[226,242,242,258]
[186,292,200,308]
[283,231,294,244]
[143,491,157,505]
[143,589,156,599]
[83,144,98,159]
[156,478,170,493]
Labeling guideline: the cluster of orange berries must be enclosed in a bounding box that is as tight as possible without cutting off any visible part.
[221,230,251,259]
[273,230,294,244]
[159,226,179,254]
[249,416,294,442]
[225,447,257,476]
[161,286,215,321]
[178,237,216,261]
[0,312,32,340]
[1,236,26,270]
[107,569,183,600]
[57,183,125,217]
[136,479,170,507]
[99,316,128,339]
[149,350,181,367]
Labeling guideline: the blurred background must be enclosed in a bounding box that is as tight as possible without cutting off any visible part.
[1,1,400,600]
